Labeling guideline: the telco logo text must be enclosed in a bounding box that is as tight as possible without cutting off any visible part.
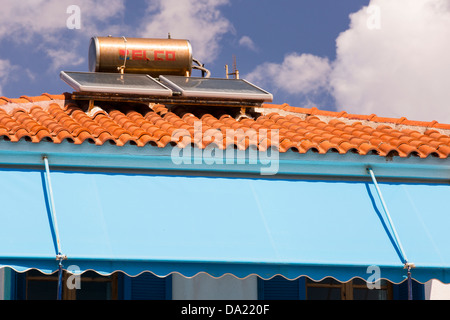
[119,49,176,61]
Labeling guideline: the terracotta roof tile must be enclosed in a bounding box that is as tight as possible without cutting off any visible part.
[0,94,450,160]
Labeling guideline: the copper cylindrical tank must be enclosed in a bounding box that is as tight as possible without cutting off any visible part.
[89,36,193,76]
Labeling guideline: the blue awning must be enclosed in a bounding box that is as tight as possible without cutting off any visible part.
[1,167,450,283]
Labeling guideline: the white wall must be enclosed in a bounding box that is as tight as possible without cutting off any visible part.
[0,268,4,300]
[425,280,450,300]
[172,272,258,300]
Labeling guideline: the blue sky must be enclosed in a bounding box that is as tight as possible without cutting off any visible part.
[1,0,450,123]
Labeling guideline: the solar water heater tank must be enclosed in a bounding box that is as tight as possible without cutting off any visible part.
[89,36,193,76]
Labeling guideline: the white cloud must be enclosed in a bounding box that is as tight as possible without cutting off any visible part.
[330,0,450,123]
[0,58,35,96]
[45,49,85,71]
[0,0,124,40]
[0,59,15,96]
[0,0,125,69]
[139,0,233,64]
[245,53,331,96]
[239,36,257,51]
[246,0,450,124]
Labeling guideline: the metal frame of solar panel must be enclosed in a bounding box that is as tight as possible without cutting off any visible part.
[61,71,273,108]
[159,75,273,102]
[60,71,173,96]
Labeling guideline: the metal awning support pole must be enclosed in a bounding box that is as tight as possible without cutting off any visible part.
[43,156,67,300]
[367,167,415,300]
[407,264,413,300]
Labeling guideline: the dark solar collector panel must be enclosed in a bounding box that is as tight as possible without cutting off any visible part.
[159,75,273,102]
[60,71,173,96]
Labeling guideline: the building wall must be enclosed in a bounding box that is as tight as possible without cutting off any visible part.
[3,267,450,300]
[425,280,450,300]
[171,272,258,300]
[0,268,13,300]
[0,268,4,300]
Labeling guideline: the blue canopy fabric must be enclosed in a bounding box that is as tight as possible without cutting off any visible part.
[1,167,450,283]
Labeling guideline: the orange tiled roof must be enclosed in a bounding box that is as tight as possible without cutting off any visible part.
[1,93,450,159]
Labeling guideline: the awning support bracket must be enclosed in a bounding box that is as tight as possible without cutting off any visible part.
[367,167,415,300]
[43,156,67,300]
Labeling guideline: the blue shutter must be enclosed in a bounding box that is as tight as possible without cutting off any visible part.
[258,276,304,300]
[392,280,424,300]
[11,270,25,300]
[122,273,172,300]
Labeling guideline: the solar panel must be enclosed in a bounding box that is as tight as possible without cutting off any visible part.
[60,71,173,96]
[159,75,273,102]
